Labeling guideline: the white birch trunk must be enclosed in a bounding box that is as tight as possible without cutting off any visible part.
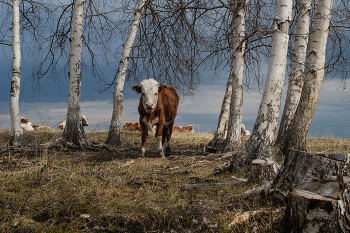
[225,0,292,181]
[275,0,311,149]
[281,0,333,155]
[207,75,232,149]
[221,0,247,153]
[9,0,24,147]
[107,0,146,146]
[63,0,89,147]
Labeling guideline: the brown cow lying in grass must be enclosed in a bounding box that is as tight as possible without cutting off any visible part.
[32,125,54,131]
[173,125,195,133]
[132,79,180,158]
[21,117,53,131]
[121,121,156,134]
[57,115,89,130]
[121,121,141,131]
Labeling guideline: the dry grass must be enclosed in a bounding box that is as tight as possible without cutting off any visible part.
[0,130,349,232]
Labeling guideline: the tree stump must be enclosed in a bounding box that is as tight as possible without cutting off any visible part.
[280,178,350,233]
[275,150,350,191]
[249,158,279,182]
[275,150,350,232]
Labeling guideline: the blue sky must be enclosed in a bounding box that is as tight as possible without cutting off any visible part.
[0,0,349,139]
[1,49,350,139]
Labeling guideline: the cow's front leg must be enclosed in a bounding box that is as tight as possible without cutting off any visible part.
[140,121,148,157]
[156,123,165,158]
[164,122,174,157]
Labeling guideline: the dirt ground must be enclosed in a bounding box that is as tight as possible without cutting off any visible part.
[3,130,346,232]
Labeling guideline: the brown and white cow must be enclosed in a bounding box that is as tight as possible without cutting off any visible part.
[21,117,34,131]
[172,126,182,133]
[57,115,89,130]
[121,121,156,134]
[181,125,195,133]
[21,117,55,131]
[132,79,180,158]
[240,124,251,136]
[173,125,195,133]
[121,121,141,131]
[32,125,54,131]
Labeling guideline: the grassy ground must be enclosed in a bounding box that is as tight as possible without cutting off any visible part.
[0,130,349,232]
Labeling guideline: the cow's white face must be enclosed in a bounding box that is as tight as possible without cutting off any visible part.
[132,79,160,113]
[81,115,89,126]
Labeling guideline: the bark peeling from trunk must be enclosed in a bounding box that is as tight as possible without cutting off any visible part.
[63,0,90,148]
[107,0,146,146]
[207,75,232,150]
[275,0,311,151]
[280,0,333,156]
[9,0,25,147]
[221,0,246,153]
[216,0,292,181]
[209,0,248,152]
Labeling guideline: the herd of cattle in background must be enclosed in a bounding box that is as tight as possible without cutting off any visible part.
[19,79,251,149]
[119,121,251,136]
[20,115,89,131]
[20,116,251,136]
[121,121,195,134]
[20,115,198,134]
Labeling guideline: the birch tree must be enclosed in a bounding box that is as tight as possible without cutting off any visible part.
[207,75,232,150]
[275,0,311,151]
[221,0,248,153]
[203,0,275,152]
[280,0,333,156]
[106,0,147,146]
[63,0,90,147]
[125,0,205,95]
[218,0,293,181]
[9,0,25,147]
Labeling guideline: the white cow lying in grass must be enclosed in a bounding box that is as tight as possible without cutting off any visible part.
[241,124,251,136]
[21,117,53,131]
[21,115,89,131]
[21,117,34,131]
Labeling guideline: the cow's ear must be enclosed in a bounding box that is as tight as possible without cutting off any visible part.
[158,84,167,92]
[132,85,142,94]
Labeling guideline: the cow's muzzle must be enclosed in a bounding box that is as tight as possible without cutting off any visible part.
[146,104,154,112]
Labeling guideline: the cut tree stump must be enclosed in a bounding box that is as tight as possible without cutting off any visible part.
[280,178,350,233]
[275,150,350,191]
[250,158,279,182]
[276,150,350,232]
